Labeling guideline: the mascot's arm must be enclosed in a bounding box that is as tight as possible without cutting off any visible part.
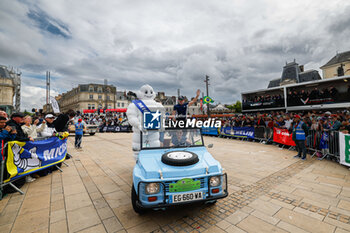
[126,104,141,130]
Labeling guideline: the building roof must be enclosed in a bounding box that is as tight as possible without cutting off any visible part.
[299,70,322,82]
[0,66,11,79]
[320,50,350,68]
[268,78,281,88]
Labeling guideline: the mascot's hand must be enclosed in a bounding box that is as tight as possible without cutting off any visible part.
[29,147,38,159]
[139,124,148,135]
[12,143,22,160]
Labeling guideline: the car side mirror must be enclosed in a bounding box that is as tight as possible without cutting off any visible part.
[208,144,213,148]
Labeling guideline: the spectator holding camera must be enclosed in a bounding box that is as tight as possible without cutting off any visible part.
[21,115,46,139]
[0,116,16,141]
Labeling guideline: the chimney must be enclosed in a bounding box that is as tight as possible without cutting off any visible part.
[299,65,304,72]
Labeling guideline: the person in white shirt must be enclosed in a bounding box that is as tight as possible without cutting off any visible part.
[284,115,293,130]
[21,115,46,139]
[38,114,56,137]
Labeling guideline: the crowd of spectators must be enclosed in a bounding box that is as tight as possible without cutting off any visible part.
[243,94,284,104]
[0,109,75,186]
[219,110,350,134]
[79,112,128,128]
[287,87,340,106]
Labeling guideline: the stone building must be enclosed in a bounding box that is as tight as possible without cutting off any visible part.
[320,50,350,79]
[57,84,116,113]
[0,65,21,114]
[116,91,137,108]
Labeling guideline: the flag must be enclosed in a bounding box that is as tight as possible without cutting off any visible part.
[50,96,60,113]
[319,132,329,149]
[339,132,350,167]
[203,96,214,104]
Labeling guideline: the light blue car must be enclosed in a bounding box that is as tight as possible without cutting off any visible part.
[132,128,228,213]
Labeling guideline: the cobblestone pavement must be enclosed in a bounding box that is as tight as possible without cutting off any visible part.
[1,133,350,233]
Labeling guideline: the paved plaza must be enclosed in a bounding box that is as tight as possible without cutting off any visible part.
[1,133,350,233]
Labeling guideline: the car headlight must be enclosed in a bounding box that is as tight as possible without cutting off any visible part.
[209,176,221,187]
[145,183,160,194]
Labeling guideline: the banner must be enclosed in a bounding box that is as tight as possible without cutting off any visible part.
[99,125,131,132]
[339,132,350,167]
[202,127,219,136]
[220,126,255,139]
[50,96,60,113]
[273,128,296,146]
[5,137,67,182]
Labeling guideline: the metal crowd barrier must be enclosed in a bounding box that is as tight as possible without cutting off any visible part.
[202,125,341,162]
[307,129,339,161]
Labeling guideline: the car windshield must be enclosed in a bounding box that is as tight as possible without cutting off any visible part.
[141,128,204,149]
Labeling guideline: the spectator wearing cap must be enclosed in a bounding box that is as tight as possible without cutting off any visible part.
[172,89,200,122]
[6,113,34,142]
[74,118,85,149]
[292,115,308,160]
[38,114,56,137]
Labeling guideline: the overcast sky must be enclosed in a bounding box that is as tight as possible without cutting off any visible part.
[1,0,350,111]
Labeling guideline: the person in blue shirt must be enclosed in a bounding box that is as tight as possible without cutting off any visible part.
[0,116,16,142]
[292,115,309,160]
[74,119,85,149]
[172,89,200,122]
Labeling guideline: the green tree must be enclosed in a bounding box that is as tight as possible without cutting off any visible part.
[233,100,242,113]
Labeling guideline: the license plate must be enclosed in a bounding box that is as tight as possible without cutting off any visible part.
[172,191,204,203]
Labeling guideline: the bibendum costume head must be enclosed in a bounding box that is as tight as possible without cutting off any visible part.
[137,84,156,100]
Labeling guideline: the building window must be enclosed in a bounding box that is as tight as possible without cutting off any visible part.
[98,95,102,100]
[89,94,93,100]
[107,95,110,100]
[121,103,124,107]
[98,104,102,109]
[88,104,91,109]
[108,105,111,109]
[117,103,120,107]
[92,104,95,109]
[98,87,102,93]
[89,86,94,92]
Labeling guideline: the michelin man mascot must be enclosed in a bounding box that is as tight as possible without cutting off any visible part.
[127,84,164,160]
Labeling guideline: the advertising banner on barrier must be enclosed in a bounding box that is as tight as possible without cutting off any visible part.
[201,127,219,136]
[339,132,350,167]
[220,126,255,139]
[273,128,296,146]
[100,125,131,132]
[5,137,67,182]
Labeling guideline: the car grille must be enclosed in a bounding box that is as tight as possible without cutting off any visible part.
[164,177,206,193]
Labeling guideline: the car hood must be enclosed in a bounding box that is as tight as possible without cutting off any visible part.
[137,147,222,179]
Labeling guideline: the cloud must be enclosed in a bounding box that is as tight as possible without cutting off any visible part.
[0,0,350,111]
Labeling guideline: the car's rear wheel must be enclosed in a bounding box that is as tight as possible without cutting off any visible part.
[161,151,199,166]
[131,184,146,214]
[89,133,95,135]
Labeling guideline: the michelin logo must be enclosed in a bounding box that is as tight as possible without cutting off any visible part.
[143,110,161,129]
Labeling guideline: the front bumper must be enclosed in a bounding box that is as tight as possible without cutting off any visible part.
[136,173,228,209]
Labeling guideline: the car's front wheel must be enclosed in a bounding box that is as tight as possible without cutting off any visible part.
[89,133,95,135]
[131,184,146,214]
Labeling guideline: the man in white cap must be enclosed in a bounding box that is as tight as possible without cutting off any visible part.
[38,114,56,137]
